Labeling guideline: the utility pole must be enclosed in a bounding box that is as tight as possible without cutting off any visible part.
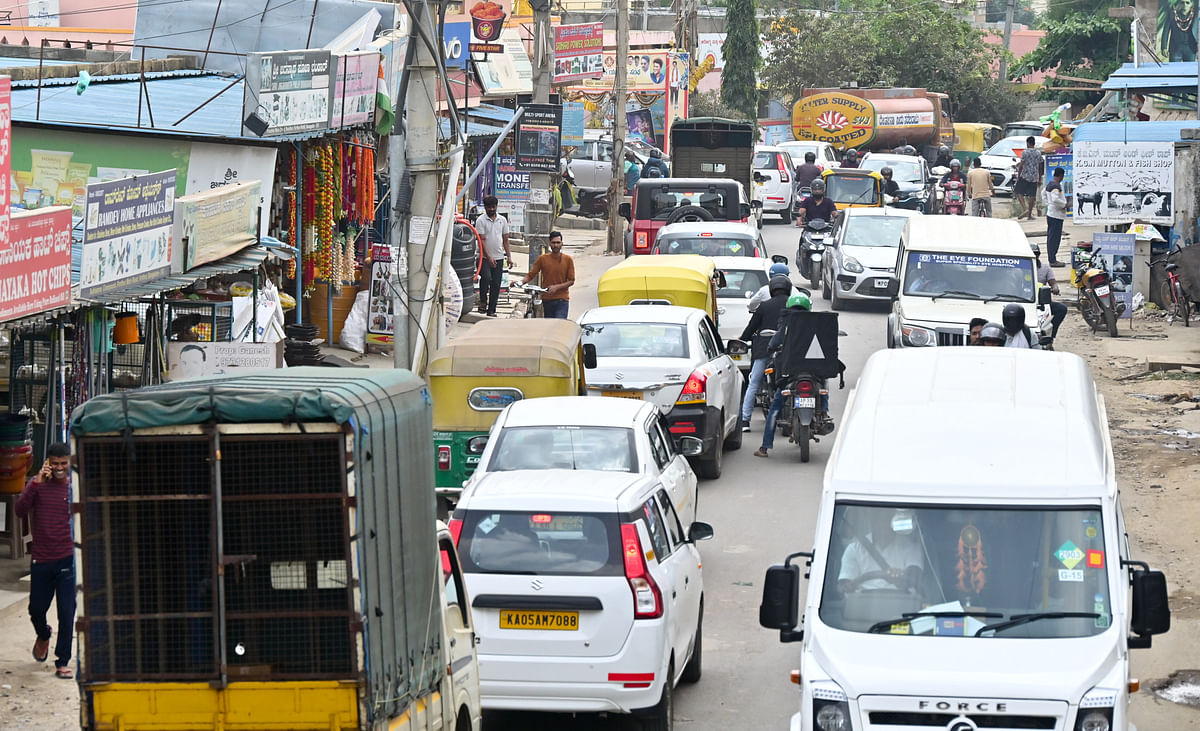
[607,0,629,255]
[997,0,1015,84]
[527,1,553,271]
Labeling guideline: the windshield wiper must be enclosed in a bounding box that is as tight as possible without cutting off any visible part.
[868,610,1002,634]
[930,289,982,302]
[984,293,1030,303]
[974,612,1100,637]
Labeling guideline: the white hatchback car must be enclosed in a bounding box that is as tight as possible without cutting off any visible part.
[709,255,774,374]
[821,207,921,310]
[579,305,744,479]
[452,470,713,728]
[753,146,797,222]
[977,135,1051,195]
[467,396,701,527]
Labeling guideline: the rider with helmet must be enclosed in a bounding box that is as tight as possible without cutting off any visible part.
[738,274,794,431]
[1001,302,1039,348]
[748,262,801,312]
[755,292,813,457]
[797,178,839,226]
[880,166,901,198]
[840,148,860,168]
[794,151,823,192]
[934,145,953,169]
[979,322,1007,347]
[940,158,966,186]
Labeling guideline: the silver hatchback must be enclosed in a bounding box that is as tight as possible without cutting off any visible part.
[821,207,921,310]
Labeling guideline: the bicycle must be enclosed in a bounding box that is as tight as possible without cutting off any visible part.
[1149,256,1190,327]
[510,281,547,318]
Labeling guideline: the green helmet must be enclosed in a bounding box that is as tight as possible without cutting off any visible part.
[787,292,812,311]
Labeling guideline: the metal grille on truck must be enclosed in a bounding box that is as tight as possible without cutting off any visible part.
[868,711,1056,728]
[78,434,355,682]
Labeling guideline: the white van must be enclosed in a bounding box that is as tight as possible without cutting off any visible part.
[887,217,1040,348]
[758,348,1170,731]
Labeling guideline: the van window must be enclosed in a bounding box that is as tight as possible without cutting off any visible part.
[819,502,1111,637]
[903,251,1035,302]
[459,511,622,576]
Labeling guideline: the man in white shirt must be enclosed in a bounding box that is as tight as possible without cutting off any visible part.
[474,195,511,316]
[838,511,924,594]
[1043,168,1068,266]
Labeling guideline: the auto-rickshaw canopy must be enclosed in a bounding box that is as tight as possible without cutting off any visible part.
[597,254,719,321]
[821,168,883,209]
[953,123,1003,165]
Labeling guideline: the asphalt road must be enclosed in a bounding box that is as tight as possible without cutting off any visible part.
[486,218,892,730]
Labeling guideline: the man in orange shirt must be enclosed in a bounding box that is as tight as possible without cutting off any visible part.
[522,231,575,318]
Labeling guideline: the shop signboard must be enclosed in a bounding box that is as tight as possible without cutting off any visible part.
[515,104,562,173]
[467,0,508,54]
[243,49,332,137]
[443,22,471,69]
[561,102,585,146]
[1091,232,1135,319]
[494,155,529,230]
[0,77,10,254]
[367,243,398,346]
[1044,151,1073,218]
[553,23,604,84]
[185,143,277,233]
[0,207,72,324]
[1073,142,1174,225]
[81,170,177,299]
[475,28,533,96]
[166,341,283,382]
[175,181,261,271]
[331,51,380,128]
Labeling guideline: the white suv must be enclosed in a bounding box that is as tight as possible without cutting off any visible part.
[753,146,797,223]
[452,471,713,729]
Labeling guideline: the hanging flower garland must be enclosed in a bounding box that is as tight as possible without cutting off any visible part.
[286,147,298,279]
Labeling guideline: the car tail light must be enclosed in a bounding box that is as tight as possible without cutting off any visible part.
[676,370,707,405]
[621,523,663,619]
[796,380,814,396]
[437,445,451,470]
[635,231,649,251]
[1092,273,1108,287]
[778,155,790,183]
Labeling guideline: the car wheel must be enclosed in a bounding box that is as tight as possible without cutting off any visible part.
[821,268,831,300]
[780,206,792,224]
[638,660,674,731]
[695,427,723,479]
[681,603,703,683]
[831,281,844,311]
[722,417,742,451]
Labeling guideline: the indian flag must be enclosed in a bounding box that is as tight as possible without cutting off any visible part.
[375,58,394,136]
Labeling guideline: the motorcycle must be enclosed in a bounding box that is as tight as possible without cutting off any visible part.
[941,179,966,216]
[797,218,830,290]
[1074,245,1124,337]
[1035,285,1056,350]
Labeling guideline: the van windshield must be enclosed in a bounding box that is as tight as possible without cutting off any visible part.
[903,251,1035,301]
[819,503,1112,637]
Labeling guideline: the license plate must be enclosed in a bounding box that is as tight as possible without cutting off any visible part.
[499,610,579,631]
[793,396,816,408]
[874,278,890,289]
[602,389,643,399]
[1094,285,1110,296]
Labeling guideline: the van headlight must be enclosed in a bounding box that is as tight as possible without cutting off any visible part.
[812,682,850,731]
[1075,688,1116,731]
[901,324,936,347]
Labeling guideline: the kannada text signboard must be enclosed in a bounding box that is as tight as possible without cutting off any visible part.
[553,23,604,84]
[243,50,332,137]
[175,181,262,271]
[1073,142,1174,225]
[0,77,10,253]
[81,170,177,299]
[331,52,380,128]
[0,207,72,323]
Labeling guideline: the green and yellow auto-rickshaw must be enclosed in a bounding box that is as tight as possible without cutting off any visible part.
[597,254,721,324]
[953,123,1003,166]
[821,168,884,211]
[429,318,592,496]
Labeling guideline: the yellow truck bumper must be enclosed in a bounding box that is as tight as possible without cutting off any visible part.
[85,681,359,730]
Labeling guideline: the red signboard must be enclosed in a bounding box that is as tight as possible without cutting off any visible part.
[0,76,10,251]
[0,207,73,323]
[553,23,604,84]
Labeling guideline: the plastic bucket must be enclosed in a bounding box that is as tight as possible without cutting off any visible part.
[114,312,140,344]
[0,414,31,443]
[0,445,33,494]
[451,222,479,317]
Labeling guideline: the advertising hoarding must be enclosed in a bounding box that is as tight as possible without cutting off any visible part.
[243,49,333,137]
[175,181,262,271]
[0,207,73,323]
[1073,142,1174,225]
[81,170,177,299]
[553,23,604,84]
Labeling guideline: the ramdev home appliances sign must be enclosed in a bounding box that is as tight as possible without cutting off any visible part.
[0,207,72,323]
[175,181,261,271]
[791,92,874,147]
[244,50,332,137]
[81,170,176,299]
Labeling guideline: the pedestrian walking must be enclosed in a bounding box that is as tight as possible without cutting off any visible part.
[474,195,511,317]
[1013,137,1043,220]
[15,442,76,679]
[1043,168,1068,266]
[522,230,575,318]
[966,157,994,217]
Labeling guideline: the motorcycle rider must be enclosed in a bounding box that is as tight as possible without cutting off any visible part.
[796,178,838,225]
[968,317,988,345]
[641,148,669,179]
[880,166,901,199]
[793,151,823,193]
[934,145,953,169]
[748,262,800,312]
[738,274,793,432]
[979,321,1007,347]
[939,158,966,186]
[1001,302,1039,348]
[840,148,860,168]
[754,292,812,458]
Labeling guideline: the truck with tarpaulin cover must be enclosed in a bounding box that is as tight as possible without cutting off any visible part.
[791,88,954,160]
[69,369,481,731]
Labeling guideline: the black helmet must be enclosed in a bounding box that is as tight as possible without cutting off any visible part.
[769,274,792,296]
[979,322,1006,345]
[845,148,859,159]
[1001,303,1025,335]
[811,179,826,192]
[938,145,950,155]
[881,166,893,177]
[804,151,816,163]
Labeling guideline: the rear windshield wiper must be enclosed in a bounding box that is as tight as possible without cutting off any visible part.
[930,289,982,302]
[974,612,1100,637]
[868,610,1002,634]
[984,293,1030,303]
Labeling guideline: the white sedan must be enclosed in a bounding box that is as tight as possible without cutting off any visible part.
[977,135,1051,195]
[467,395,700,526]
[579,304,744,479]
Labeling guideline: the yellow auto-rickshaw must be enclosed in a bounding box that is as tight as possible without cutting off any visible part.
[821,168,883,210]
[953,122,1003,166]
[597,254,721,323]
[429,318,593,498]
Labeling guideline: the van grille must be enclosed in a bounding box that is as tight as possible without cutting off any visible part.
[869,711,1056,728]
[936,328,966,346]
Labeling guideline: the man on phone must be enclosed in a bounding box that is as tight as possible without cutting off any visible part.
[15,442,76,679]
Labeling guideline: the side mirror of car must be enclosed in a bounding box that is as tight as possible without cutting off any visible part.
[1039,336,1054,347]
[676,435,704,457]
[618,202,632,221]
[1037,286,1053,306]
[688,521,714,542]
[726,339,749,355]
[1129,567,1170,648]
[750,200,763,209]
[582,342,598,369]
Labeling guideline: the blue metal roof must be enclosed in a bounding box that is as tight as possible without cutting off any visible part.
[1102,62,1199,90]
[439,117,508,139]
[12,68,209,89]
[1072,121,1200,143]
[75,244,274,305]
[468,103,516,123]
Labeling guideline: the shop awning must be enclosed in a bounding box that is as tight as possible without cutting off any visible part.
[468,104,516,123]
[1072,121,1200,143]
[75,244,275,305]
[1102,62,1199,90]
[439,118,509,139]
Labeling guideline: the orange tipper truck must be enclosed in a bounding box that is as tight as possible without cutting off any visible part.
[791,87,954,160]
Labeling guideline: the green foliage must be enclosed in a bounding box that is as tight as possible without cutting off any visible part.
[720,0,761,118]
[1012,12,1123,105]
[690,89,744,119]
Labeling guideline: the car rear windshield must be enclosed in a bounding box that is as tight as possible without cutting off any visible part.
[860,159,923,183]
[635,184,736,220]
[657,235,755,257]
[718,268,768,298]
[485,426,637,473]
[826,175,879,205]
[753,152,779,170]
[583,323,689,358]
[842,216,908,248]
[459,511,622,576]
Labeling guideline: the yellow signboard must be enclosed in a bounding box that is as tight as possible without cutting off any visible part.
[791,92,876,149]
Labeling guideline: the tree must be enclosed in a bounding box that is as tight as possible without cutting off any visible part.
[690,89,744,118]
[720,0,761,118]
[1012,13,1123,105]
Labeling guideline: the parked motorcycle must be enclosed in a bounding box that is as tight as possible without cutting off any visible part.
[941,179,966,216]
[797,218,830,289]
[1074,245,1124,337]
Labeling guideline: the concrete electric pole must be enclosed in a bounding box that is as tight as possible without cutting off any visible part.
[526,0,554,271]
[998,0,1016,83]
[607,0,629,255]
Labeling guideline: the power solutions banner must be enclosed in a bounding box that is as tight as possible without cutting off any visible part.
[515,104,562,174]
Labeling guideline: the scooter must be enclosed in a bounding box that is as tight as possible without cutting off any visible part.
[1035,285,1056,350]
[1074,245,1124,337]
[791,187,811,225]
[797,218,830,290]
[941,179,966,216]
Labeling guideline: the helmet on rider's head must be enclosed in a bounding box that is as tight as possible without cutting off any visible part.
[769,262,789,277]
[769,274,792,297]
[811,179,826,193]
[804,151,816,163]
[903,145,916,156]
[979,322,1006,345]
[845,149,858,159]
[1030,243,1042,258]
[1001,303,1025,335]
[949,159,961,169]
[881,166,893,177]
[786,292,812,311]
[938,145,950,155]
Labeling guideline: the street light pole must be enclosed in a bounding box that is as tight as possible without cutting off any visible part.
[607,0,629,255]
[527,0,553,271]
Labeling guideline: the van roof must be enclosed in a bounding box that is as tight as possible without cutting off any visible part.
[903,216,1032,257]
[460,469,656,511]
[828,349,1111,501]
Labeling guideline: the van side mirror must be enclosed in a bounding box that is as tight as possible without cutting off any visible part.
[676,435,704,456]
[688,521,714,542]
[753,171,767,183]
[1129,567,1170,648]
[740,203,752,219]
[582,342,598,369]
[1037,286,1052,306]
[760,563,802,641]
[618,202,631,221]
[882,279,900,298]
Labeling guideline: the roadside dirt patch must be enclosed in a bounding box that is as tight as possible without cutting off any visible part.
[1153,670,1200,709]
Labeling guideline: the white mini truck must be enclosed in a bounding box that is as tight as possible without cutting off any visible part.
[758,348,1170,731]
